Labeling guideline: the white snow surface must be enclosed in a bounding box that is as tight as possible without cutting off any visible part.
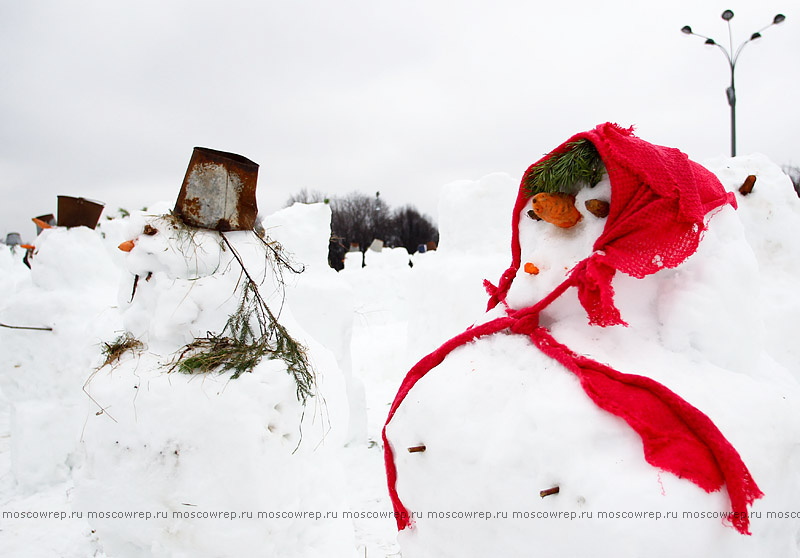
[0,154,798,557]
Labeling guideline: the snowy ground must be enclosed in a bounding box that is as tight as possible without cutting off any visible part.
[1,154,799,557]
[0,173,513,557]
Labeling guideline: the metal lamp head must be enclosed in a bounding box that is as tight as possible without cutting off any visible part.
[721,10,734,21]
[681,25,693,34]
[773,14,786,24]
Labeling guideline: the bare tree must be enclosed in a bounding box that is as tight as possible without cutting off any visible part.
[329,191,391,253]
[284,188,328,206]
[284,187,439,269]
[388,205,439,254]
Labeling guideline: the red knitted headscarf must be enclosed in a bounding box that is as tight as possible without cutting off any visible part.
[384,123,761,535]
[487,122,739,320]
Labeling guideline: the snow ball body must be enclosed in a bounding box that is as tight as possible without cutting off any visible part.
[74,208,355,558]
[0,226,122,492]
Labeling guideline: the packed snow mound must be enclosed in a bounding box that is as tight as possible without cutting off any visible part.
[0,226,121,493]
[406,173,517,356]
[2,149,799,558]
[384,153,800,558]
[436,172,517,255]
[0,205,356,557]
[71,212,354,558]
[704,154,800,373]
[264,202,366,445]
[389,334,800,558]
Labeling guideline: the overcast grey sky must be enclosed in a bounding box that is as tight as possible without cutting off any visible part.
[1,0,797,240]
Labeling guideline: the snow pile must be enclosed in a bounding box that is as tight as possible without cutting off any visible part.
[384,155,800,557]
[72,210,354,558]
[0,151,798,558]
[705,154,800,373]
[0,205,356,557]
[0,226,120,492]
[406,172,517,356]
[264,203,366,444]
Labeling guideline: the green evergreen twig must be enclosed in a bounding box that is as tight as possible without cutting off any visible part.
[523,139,606,197]
[169,232,315,405]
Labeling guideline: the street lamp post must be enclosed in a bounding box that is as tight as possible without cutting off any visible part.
[681,11,785,157]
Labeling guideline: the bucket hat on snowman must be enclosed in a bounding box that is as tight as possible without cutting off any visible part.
[383,123,762,535]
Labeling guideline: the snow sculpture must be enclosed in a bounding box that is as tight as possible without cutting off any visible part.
[383,123,800,557]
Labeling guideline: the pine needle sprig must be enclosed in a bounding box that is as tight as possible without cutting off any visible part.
[523,139,606,197]
[172,335,265,379]
[99,333,144,369]
[168,233,315,405]
[271,320,315,402]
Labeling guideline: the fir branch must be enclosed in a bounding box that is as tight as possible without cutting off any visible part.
[171,335,265,380]
[523,139,606,197]
[168,232,315,405]
[99,333,144,369]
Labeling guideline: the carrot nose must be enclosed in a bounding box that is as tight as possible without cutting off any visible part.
[32,217,53,230]
[530,192,582,228]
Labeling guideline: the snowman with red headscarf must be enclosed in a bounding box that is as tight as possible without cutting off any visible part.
[383,123,800,558]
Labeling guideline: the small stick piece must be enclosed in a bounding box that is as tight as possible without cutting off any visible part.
[540,486,560,498]
[129,274,140,303]
[408,445,427,453]
[739,175,756,196]
[0,322,53,331]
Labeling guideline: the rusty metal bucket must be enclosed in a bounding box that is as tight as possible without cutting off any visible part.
[57,196,105,229]
[173,147,259,231]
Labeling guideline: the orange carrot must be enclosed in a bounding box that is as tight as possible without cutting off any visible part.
[32,217,53,230]
[118,240,136,252]
[530,192,582,228]
[524,262,540,275]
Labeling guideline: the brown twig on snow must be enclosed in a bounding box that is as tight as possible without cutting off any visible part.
[739,175,757,196]
[0,322,52,331]
[540,486,560,498]
[407,445,427,453]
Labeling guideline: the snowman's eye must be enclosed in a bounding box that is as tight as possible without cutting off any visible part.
[584,199,610,218]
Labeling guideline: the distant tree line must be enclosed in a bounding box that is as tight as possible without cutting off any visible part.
[285,189,439,270]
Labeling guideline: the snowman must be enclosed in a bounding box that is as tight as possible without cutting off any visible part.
[382,123,800,557]
[74,204,355,558]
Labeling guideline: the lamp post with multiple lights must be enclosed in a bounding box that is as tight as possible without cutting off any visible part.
[681,10,785,157]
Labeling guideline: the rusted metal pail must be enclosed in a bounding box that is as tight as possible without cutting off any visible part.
[34,213,56,235]
[174,147,259,231]
[57,196,105,229]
